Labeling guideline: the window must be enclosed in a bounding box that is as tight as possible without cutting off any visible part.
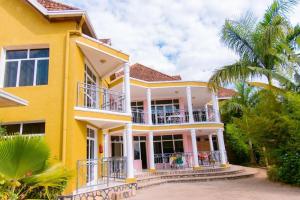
[2,122,45,135]
[153,134,184,155]
[4,49,49,87]
[133,136,146,160]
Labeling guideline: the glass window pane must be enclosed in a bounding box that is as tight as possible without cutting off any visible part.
[156,100,172,105]
[163,141,174,154]
[36,60,48,85]
[154,142,162,154]
[162,135,173,140]
[22,122,45,135]
[3,124,20,135]
[137,101,143,106]
[140,136,146,141]
[19,60,34,86]
[154,136,161,141]
[29,49,49,58]
[6,50,27,59]
[134,142,140,160]
[173,134,183,139]
[174,141,184,152]
[173,99,179,103]
[4,61,18,87]
[133,136,139,141]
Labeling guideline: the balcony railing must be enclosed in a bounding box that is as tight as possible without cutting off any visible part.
[76,157,126,192]
[153,151,224,170]
[77,82,125,113]
[132,108,216,124]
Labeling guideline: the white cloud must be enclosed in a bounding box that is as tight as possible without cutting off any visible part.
[62,0,300,81]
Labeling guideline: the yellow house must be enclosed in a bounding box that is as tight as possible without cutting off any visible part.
[0,0,132,194]
[0,0,234,197]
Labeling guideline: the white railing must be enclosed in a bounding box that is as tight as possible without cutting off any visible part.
[77,82,125,113]
[131,108,216,124]
[76,157,127,192]
[153,151,224,170]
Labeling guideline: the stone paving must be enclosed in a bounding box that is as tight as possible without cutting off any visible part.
[130,168,300,200]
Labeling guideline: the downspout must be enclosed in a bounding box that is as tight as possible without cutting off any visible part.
[62,30,84,164]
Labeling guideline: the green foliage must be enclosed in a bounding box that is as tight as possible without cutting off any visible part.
[0,136,71,199]
[224,88,300,185]
[224,124,250,164]
[209,0,300,90]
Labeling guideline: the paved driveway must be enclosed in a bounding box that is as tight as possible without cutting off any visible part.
[130,169,300,200]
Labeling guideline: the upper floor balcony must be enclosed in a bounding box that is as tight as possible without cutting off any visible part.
[132,108,216,124]
[76,82,125,113]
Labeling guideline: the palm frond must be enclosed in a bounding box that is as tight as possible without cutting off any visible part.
[262,0,298,25]
[221,13,261,63]
[0,136,49,180]
[208,61,259,91]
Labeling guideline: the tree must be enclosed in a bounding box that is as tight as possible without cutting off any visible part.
[221,83,258,164]
[209,0,300,91]
[0,136,71,199]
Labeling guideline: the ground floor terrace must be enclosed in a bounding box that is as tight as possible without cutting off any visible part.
[106,128,228,173]
[73,124,228,195]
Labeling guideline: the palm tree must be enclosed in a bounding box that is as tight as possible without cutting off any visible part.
[0,136,71,200]
[221,83,258,163]
[209,0,300,91]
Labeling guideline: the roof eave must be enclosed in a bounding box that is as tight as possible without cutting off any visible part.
[26,0,97,38]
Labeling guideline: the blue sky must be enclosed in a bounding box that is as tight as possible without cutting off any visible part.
[62,0,300,81]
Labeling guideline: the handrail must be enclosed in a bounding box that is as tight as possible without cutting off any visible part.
[77,82,126,113]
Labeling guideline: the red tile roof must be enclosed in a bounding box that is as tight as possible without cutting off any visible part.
[37,0,79,11]
[218,88,236,98]
[116,63,182,82]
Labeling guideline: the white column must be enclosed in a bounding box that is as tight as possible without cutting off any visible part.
[147,88,152,125]
[148,131,155,170]
[208,134,214,152]
[217,129,227,165]
[122,129,127,157]
[205,104,209,121]
[103,130,109,158]
[186,86,194,123]
[126,123,134,179]
[190,129,199,168]
[212,92,220,122]
[124,63,131,114]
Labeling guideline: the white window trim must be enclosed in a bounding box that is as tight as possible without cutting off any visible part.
[2,48,49,87]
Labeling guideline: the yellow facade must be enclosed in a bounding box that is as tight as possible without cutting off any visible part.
[0,0,129,193]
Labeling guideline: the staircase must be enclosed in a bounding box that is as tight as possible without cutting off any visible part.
[136,166,256,189]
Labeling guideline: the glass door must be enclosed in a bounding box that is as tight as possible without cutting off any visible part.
[87,127,98,184]
[84,64,98,108]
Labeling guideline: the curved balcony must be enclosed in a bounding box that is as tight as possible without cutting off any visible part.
[132,108,216,124]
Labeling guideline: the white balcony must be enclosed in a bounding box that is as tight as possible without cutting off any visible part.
[76,82,125,113]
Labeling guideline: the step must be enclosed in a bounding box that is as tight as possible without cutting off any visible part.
[160,169,245,179]
[136,168,257,190]
[137,168,244,183]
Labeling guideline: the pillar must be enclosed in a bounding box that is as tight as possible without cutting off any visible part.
[124,63,131,114]
[103,130,109,158]
[186,86,194,123]
[148,131,155,171]
[147,88,152,125]
[191,129,200,169]
[208,134,214,152]
[122,129,127,157]
[217,129,227,165]
[126,123,136,182]
[211,92,220,122]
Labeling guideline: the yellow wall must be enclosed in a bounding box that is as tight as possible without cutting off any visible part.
[0,1,107,194]
[0,0,78,160]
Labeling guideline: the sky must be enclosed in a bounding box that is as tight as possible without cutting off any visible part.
[62,0,300,81]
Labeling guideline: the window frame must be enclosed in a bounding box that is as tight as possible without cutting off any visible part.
[1,121,45,136]
[153,134,184,155]
[3,48,49,87]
